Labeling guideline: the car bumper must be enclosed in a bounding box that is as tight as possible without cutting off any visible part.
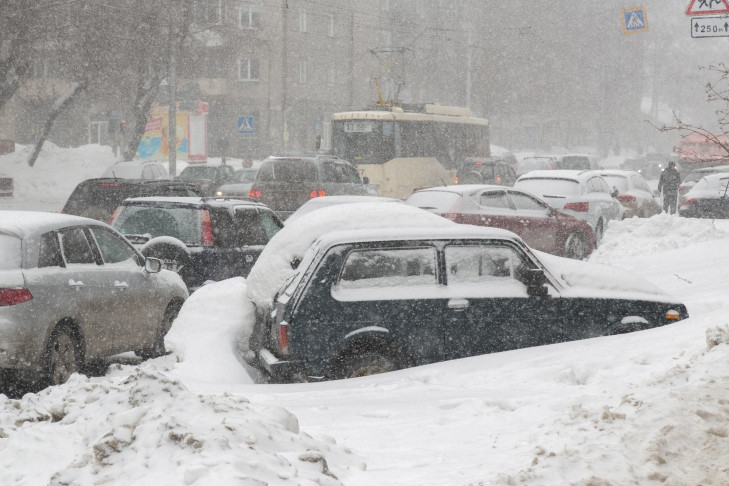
[258,348,306,382]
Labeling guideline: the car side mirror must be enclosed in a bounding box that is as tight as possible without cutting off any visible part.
[145,257,162,273]
[611,188,619,198]
[290,256,302,269]
[652,189,660,197]
[362,176,370,185]
[523,268,549,298]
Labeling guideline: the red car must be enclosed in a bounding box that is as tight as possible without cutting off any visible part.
[405,185,596,259]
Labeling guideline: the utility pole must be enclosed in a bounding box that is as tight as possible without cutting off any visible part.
[168,1,178,176]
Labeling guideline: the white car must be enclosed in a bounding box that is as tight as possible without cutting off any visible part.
[598,169,661,218]
[514,170,624,242]
[284,195,402,225]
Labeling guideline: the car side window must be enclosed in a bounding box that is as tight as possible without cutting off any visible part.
[258,210,283,239]
[58,227,96,265]
[479,191,510,209]
[234,208,269,246]
[509,191,548,212]
[88,227,140,265]
[338,163,362,183]
[337,247,437,289]
[445,245,529,296]
[38,232,65,268]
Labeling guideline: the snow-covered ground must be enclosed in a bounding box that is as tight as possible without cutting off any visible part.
[1,144,729,485]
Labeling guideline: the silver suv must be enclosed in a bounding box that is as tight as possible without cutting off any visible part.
[248,155,372,220]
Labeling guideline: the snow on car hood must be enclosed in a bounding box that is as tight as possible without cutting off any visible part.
[537,250,677,302]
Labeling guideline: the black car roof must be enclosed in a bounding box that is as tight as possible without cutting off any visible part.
[121,195,268,209]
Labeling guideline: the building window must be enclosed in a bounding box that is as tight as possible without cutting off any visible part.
[327,66,335,87]
[239,4,260,29]
[299,8,307,32]
[299,60,307,83]
[194,0,223,24]
[328,13,334,37]
[238,57,260,81]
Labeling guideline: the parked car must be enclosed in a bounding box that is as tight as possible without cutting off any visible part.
[556,153,600,171]
[248,154,371,220]
[678,172,729,218]
[101,159,168,179]
[256,225,688,382]
[516,156,557,176]
[678,164,729,203]
[0,211,188,392]
[0,172,13,197]
[62,178,204,222]
[406,185,596,259]
[214,168,259,197]
[177,163,236,195]
[514,170,624,242]
[456,158,517,186]
[110,196,283,290]
[598,170,661,218]
[285,195,402,225]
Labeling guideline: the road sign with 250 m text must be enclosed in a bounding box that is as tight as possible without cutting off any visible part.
[691,15,729,37]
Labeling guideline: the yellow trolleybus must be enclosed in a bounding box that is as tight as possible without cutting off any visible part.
[329,104,490,199]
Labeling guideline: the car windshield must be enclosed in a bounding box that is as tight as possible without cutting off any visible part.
[179,166,218,180]
[405,191,461,212]
[113,206,202,245]
[0,234,21,269]
[600,175,629,192]
[515,178,581,197]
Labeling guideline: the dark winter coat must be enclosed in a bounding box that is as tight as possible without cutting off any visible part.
[658,167,681,195]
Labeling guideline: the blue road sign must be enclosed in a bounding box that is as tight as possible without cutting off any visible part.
[622,7,648,34]
[237,116,254,135]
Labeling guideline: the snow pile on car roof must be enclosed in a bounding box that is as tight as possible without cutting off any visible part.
[246,202,455,308]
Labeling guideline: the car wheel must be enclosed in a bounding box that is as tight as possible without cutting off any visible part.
[594,220,604,244]
[136,302,180,360]
[563,232,588,260]
[336,349,404,379]
[142,240,193,286]
[46,325,82,386]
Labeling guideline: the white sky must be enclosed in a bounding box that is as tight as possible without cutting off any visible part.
[1,143,729,485]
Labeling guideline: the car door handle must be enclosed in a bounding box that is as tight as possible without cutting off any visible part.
[448,298,470,311]
[114,281,129,290]
[68,279,84,289]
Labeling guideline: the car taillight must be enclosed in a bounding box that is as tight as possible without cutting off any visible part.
[454,175,459,184]
[278,321,289,356]
[201,209,214,247]
[564,202,589,212]
[441,212,461,222]
[309,189,326,198]
[617,194,636,205]
[0,288,33,306]
[109,205,122,224]
[249,189,261,198]
[681,198,697,206]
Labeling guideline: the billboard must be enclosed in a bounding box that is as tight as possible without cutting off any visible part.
[137,100,208,162]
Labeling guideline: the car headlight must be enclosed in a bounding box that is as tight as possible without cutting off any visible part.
[215,190,223,196]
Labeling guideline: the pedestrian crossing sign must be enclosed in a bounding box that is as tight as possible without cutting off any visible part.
[237,116,254,135]
[622,7,648,34]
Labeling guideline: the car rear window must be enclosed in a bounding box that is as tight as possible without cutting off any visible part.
[557,156,591,170]
[405,191,461,213]
[600,175,628,192]
[516,178,581,197]
[113,206,202,245]
[0,234,21,269]
[257,160,318,182]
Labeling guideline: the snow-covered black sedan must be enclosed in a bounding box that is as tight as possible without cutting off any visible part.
[678,172,729,219]
[256,225,688,382]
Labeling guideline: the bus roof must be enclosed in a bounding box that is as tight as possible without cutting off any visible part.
[331,104,489,126]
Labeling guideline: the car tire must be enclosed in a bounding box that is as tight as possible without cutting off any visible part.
[594,219,604,244]
[136,302,180,360]
[142,240,193,287]
[335,349,405,379]
[563,231,588,260]
[46,325,83,387]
